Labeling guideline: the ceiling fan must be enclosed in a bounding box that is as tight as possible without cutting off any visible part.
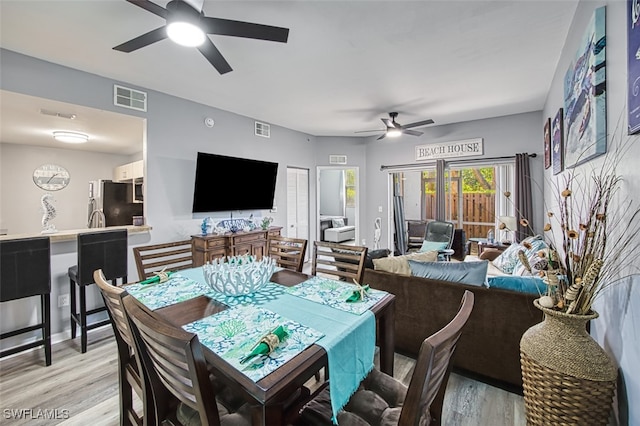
[113,0,290,75]
[355,112,434,140]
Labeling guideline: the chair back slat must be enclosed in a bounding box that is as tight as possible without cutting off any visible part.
[266,235,307,272]
[94,270,134,349]
[133,240,194,280]
[122,295,222,426]
[399,290,474,426]
[312,241,367,284]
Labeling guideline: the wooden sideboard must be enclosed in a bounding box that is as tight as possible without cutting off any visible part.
[191,226,282,266]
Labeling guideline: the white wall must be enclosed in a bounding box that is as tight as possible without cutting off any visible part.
[542,1,639,423]
[0,143,131,234]
[319,169,344,216]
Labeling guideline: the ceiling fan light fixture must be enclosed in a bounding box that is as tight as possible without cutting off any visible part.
[53,131,89,144]
[167,21,205,47]
[386,129,402,138]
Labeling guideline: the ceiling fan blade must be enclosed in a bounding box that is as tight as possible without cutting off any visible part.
[197,38,233,74]
[354,129,384,134]
[401,118,434,129]
[202,17,289,43]
[403,129,424,137]
[381,118,394,128]
[113,26,168,52]
[125,0,168,19]
[377,133,387,140]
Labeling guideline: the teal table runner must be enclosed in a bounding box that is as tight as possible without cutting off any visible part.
[183,306,324,382]
[263,294,375,423]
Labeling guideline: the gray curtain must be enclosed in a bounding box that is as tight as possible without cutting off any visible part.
[435,160,446,221]
[515,153,533,241]
[392,175,407,255]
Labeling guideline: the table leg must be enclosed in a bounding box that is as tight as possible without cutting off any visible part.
[378,300,395,376]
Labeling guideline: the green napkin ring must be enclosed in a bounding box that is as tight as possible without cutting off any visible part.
[346,283,370,303]
[139,270,174,285]
[239,325,288,364]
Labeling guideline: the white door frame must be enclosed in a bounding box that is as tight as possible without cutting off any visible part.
[316,166,359,245]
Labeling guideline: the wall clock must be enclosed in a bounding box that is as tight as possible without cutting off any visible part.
[33,164,70,191]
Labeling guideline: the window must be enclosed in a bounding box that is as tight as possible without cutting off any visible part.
[345,169,356,208]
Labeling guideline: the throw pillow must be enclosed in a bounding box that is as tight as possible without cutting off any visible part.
[408,260,489,287]
[372,250,438,275]
[331,218,345,228]
[512,235,549,276]
[491,243,523,274]
[419,240,449,253]
[487,276,546,295]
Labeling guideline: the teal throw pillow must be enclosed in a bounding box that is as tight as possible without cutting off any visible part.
[487,276,546,295]
[419,240,448,253]
[408,260,489,287]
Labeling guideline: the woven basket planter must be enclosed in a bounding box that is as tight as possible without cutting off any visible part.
[520,300,617,426]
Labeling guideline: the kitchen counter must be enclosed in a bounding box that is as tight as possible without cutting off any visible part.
[0,225,152,243]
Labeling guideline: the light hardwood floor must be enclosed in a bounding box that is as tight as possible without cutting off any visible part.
[0,327,525,425]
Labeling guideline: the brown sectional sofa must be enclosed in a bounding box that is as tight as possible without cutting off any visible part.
[363,268,543,391]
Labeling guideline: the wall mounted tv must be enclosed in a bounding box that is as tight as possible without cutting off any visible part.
[192,152,278,213]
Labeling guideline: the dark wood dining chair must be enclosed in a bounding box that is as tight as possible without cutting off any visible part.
[300,290,475,426]
[311,241,368,284]
[121,294,252,426]
[132,240,193,281]
[266,235,308,272]
[94,269,153,426]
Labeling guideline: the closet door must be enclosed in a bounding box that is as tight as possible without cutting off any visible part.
[286,167,309,260]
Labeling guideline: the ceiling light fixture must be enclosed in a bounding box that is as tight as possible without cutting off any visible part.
[386,129,402,138]
[53,131,89,144]
[166,0,205,47]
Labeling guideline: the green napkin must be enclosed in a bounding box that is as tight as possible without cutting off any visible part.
[239,325,289,364]
[346,284,370,303]
[139,271,175,285]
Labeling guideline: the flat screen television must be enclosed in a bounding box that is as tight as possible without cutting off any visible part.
[192,152,278,213]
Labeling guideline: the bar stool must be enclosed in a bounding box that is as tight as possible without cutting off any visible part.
[0,237,52,366]
[69,229,128,353]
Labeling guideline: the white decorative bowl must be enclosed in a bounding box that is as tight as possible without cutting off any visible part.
[203,255,275,296]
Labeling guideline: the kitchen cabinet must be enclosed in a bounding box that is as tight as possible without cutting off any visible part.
[113,160,143,182]
[191,227,282,266]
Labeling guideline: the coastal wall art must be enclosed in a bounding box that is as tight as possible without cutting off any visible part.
[563,6,606,168]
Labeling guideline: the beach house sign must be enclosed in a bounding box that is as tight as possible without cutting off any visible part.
[415,138,484,161]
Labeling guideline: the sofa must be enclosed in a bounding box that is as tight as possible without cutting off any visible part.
[363,263,543,391]
[320,216,356,243]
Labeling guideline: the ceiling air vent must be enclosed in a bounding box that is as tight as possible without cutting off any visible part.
[255,121,270,138]
[329,155,347,165]
[40,109,77,120]
[114,84,147,112]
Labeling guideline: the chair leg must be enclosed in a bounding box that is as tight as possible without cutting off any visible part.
[70,278,77,339]
[79,285,87,354]
[42,294,52,366]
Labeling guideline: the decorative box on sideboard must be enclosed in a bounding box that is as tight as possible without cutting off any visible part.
[191,226,282,266]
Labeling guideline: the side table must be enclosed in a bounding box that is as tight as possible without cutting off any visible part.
[477,241,510,255]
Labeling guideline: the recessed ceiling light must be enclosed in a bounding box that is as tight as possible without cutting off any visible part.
[53,131,89,144]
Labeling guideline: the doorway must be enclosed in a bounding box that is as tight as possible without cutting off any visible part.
[316,166,359,245]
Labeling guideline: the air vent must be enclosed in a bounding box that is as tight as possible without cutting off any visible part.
[40,109,77,120]
[329,155,347,165]
[114,84,147,112]
[255,121,270,138]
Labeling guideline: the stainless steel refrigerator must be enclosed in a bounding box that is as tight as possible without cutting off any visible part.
[88,180,143,228]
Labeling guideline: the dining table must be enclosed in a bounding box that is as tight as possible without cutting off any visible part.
[125,267,396,426]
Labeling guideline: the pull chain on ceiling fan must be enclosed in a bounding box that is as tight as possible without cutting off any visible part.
[355,112,434,140]
[113,0,290,75]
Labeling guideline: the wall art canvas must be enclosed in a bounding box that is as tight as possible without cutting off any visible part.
[544,118,552,169]
[628,0,640,134]
[552,108,564,175]
[563,6,606,168]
